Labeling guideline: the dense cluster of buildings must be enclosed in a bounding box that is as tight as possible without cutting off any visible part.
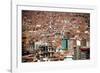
[22,10,90,62]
